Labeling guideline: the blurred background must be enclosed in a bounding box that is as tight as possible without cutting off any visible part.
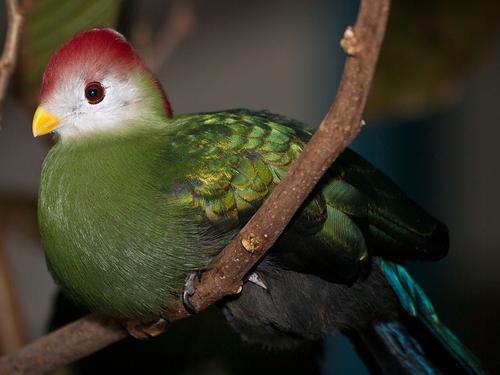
[1,0,499,374]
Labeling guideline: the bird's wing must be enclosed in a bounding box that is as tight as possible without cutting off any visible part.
[171,110,448,282]
[171,110,302,226]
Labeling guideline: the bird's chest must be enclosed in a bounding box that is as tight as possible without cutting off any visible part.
[38,144,182,318]
[39,149,146,250]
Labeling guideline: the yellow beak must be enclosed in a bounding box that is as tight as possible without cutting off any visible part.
[32,106,60,137]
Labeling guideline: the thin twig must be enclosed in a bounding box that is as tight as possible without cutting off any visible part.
[0,0,23,121]
[133,0,196,72]
[0,0,26,357]
[0,0,390,373]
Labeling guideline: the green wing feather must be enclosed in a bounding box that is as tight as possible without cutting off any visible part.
[173,111,301,226]
[170,109,448,281]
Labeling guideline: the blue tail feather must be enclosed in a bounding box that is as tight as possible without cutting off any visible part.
[373,321,440,374]
[378,259,487,375]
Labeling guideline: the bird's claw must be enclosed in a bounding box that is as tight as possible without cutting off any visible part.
[124,317,168,340]
[246,271,268,290]
[182,272,198,313]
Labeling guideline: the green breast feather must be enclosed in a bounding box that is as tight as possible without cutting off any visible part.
[39,109,447,319]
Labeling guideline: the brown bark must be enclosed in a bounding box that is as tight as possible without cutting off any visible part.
[0,315,127,375]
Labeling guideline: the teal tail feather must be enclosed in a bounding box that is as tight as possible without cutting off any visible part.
[351,320,442,374]
[378,259,487,375]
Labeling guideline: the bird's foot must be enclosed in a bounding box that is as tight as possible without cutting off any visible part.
[182,271,199,313]
[124,317,168,340]
[246,271,268,290]
[182,271,265,313]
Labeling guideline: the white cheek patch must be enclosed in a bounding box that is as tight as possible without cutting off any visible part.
[45,75,153,140]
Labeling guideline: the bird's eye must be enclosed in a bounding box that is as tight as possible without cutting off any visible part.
[85,82,105,104]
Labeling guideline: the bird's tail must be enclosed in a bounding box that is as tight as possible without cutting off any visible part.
[349,260,487,375]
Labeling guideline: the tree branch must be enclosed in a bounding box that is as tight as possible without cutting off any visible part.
[0,0,23,121]
[0,0,391,373]
[134,0,197,72]
[183,0,390,313]
[0,315,127,374]
[0,0,26,359]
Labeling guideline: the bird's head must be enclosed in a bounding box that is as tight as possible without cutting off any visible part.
[32,28,172,140]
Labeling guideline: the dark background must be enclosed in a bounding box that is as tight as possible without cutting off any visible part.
[1,1,499,373]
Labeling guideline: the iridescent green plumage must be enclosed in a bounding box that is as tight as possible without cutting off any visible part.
[39,109,446,319]
[169,109,446,282]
